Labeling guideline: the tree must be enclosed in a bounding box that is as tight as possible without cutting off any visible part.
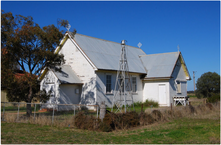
[195,72,220,99]
[1,10,68,117]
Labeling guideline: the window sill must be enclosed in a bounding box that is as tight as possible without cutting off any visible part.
[132,92,138,95]
[106,93,114,95]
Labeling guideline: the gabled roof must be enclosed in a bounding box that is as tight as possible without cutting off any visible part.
[140,52,191,80]
[40,32,191,81]
[69,32,147,74]
[51,65,82,84]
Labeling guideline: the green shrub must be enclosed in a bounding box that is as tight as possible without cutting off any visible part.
[207,94,220,103]
[133,101,143,107]
[143,99,159,107]
[133,99,159,108]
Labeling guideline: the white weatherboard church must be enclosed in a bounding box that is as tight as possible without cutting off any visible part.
[39,32,191,110]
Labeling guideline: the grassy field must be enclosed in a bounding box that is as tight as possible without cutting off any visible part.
[1,112,220,144]
[1,96,220,144]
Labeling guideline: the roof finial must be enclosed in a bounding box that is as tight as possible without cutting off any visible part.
[137,42,142,48]
[177,45,180,52]
[66,24,71,32]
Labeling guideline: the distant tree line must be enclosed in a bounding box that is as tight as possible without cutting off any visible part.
[195,72,220,103]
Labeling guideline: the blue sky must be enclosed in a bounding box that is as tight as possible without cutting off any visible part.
[2,1,220,91]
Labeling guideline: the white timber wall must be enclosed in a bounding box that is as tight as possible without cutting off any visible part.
[59,38,97,105]
[58,84,82,110]
[96,71,143,107]
[96,71,117,107]
[143,80,170,106]
[131,74,143,103]
[169,58,188,99]
[40,70,60,108]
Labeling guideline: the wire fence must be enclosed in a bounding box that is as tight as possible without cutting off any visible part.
[1,102,99,126]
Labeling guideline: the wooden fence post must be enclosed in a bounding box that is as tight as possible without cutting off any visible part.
[171,103,173,117]
[3,102,5,121]
[17,102,20,122]
[34,103,36,121]
[97,105,99,118]
[99,102,106,122]
[52,104,55,125]
[73,105,75,117]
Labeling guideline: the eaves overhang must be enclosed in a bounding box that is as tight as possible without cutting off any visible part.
[95,68,147,75]
[143,77,171,81]
[170,52,191,81]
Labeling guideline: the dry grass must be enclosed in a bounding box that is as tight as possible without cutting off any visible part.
[146,101,220,121]
[2,113,74,128]
[2,100,220,131]
[189,97,207,106]
[1,100,220,143]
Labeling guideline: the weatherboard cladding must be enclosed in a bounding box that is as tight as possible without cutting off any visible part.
[140,52,180,78]
[72,33,147,74]
[52,65,82,84]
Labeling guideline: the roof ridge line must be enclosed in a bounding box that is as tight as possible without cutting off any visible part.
[139,51,179,57]
[73,32,145,51]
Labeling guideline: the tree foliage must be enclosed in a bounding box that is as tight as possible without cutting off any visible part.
[195,72,220,99]
[1,10,68,116]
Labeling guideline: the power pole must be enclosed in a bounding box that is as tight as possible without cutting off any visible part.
[193,71,197,93]
[112,40,134,113]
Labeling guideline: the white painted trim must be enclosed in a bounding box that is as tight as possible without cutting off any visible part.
[54,33,69,53]
[175,79,187,82]
[48,68,62,84]
[67,33,98,71]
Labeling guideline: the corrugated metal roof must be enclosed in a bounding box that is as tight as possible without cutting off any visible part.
[71,33,147,74]
[52,65,82,84]
[140,52,180,78]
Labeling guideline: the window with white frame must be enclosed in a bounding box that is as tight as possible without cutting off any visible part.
[132,77,137,93]
[176,81,181,93]
[106,74,112,94]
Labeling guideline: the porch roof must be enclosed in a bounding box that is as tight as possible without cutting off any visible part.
[52,65,82,84]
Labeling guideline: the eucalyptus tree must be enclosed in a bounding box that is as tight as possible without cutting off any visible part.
[1,10,68,116]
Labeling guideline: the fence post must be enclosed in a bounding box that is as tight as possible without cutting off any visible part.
[97,105,99,118]
[17,102,20,122]
[171,103,173,117]
[3,102,5,121]
[73,105,75,117]
[34,103,36,121]
[52,104,55,125]
[99,102,106,122]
